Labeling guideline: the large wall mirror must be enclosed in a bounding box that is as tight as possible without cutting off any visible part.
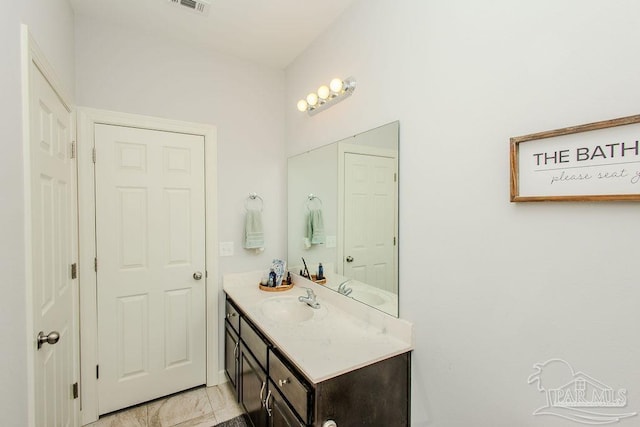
[287,121,399,316]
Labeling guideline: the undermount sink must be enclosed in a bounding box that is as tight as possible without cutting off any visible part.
[261,295,327,323]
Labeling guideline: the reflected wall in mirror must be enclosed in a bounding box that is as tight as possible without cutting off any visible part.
[287,121,399,316]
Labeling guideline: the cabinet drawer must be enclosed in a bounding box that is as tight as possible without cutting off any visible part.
[240,317,268,370]
[225,299,240,333]
[269,350,312,424]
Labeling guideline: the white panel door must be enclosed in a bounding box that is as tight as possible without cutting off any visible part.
[95,124,206,414]
[344,153,397,292]
[29,61,78,427]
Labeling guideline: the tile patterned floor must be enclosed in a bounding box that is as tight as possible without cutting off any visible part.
[86,382,245,427]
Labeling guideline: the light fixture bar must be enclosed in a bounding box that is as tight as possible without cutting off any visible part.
[296,77,356,116]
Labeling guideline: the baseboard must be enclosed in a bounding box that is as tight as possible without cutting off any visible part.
[215,369,228,386]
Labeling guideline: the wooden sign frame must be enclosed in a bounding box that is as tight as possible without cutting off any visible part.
[510,114,640,202]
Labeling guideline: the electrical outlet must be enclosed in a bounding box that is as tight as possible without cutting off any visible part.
[326,235,337,248]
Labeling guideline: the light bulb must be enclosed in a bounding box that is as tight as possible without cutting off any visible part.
[297,99,308,112]
[317,85,330,100]
[329,78,343,93]
[306,92,318,106]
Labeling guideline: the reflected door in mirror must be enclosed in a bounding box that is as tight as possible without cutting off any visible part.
[344,153,397,294]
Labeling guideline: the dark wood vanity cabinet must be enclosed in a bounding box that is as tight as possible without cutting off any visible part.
[313,352,410,426]
[224,295,410,427]
[224,300,241,401]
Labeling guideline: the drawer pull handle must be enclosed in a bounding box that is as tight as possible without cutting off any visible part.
[226,312,236,318]
[278,378,290,386]
[265,390,273,417]
[259,381,266,406]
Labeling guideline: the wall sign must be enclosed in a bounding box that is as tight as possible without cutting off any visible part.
[510,115,640,202]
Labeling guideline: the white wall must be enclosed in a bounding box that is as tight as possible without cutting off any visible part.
[0,1,75,425]
[286,1,640,425]
[74,15,287,376]
[75,17,287,273]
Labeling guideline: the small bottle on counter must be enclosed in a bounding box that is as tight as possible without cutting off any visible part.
[268,269,277,287]
[317,263,324,280]
[286,271,292,285]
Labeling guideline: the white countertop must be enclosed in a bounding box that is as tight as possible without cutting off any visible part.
[223,271,413,384]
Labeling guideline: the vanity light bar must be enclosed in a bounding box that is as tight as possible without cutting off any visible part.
[296,77,356,116]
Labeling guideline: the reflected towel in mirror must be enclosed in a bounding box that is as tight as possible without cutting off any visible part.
[244,209,264,250]
[305,208,325,247]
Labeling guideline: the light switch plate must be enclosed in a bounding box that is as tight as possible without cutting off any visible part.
[326,235,337,248]
[219,241,234,257]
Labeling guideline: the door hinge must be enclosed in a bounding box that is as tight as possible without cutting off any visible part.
[393,237,397,246]
[71,263,77,279]
[205,271,208,278]
[72,382,79,399]
[70,142,76,159]
[94,257,98,272]
[394,172,397,182]
[96,365,99,379]
[92,147,96,163]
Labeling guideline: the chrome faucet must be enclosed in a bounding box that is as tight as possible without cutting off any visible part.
[338,280,353,296]
[298,288,321,309]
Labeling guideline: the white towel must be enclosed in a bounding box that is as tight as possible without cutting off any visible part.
[306,209,325,246]
[243,209,264,250]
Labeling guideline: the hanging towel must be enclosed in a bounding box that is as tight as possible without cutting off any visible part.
[243,209,264,250]
[306,208,325,246]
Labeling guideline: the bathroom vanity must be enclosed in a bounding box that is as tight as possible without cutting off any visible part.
[223,272,413,427]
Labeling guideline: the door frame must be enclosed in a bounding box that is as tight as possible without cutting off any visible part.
[21,25,79,427]
[77,108,219,425]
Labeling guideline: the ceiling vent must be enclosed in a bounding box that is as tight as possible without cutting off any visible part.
[168,0,211,15]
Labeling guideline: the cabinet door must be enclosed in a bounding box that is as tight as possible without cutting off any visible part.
[266,383,305,427]
[241,344,268,427]
[224,323,240,400]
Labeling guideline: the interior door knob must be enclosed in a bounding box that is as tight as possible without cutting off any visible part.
[37,331,60,350]
[346,256,354,263]
[193,271,203,280]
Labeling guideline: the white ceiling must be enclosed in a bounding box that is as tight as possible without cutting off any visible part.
[69,0,357,68]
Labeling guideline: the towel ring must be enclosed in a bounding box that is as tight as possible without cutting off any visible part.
[245,192,264,211]
[306,194,322,210]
